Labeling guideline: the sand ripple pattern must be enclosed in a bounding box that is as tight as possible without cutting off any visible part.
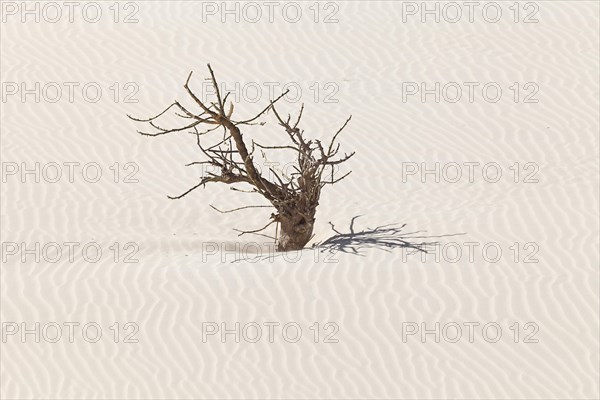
[1,1,599,399]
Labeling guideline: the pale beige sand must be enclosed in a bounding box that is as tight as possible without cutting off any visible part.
[1,1,599,399]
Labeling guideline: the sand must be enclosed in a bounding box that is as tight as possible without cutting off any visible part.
[1,1,599,399]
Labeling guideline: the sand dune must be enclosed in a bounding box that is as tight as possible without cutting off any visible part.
[1,1,599,399]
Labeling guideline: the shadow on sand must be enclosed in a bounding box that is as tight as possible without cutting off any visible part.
[313,215,466,257]
[230,215,466,262]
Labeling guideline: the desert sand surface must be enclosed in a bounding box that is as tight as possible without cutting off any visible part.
[1,1,599,399]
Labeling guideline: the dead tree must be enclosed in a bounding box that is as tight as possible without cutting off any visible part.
[128,65,354,251]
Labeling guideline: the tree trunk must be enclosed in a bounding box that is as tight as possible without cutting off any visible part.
[277,213,314,252]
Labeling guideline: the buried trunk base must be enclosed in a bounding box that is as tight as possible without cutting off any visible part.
[276,215,314,252]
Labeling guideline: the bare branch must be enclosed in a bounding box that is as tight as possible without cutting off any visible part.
[207,63,226,116]
[184,71,217,117]
[210,204,272,214]
[253,141,300,152]
[293,104,304,128]
[233,220,275,236]
[234,89,290,125]
[139,120,202,137]
[131,65,354,252]
[167,181,205,200]
[327,115,352,154]
[127,102,179,122]
[322,170,352,185]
